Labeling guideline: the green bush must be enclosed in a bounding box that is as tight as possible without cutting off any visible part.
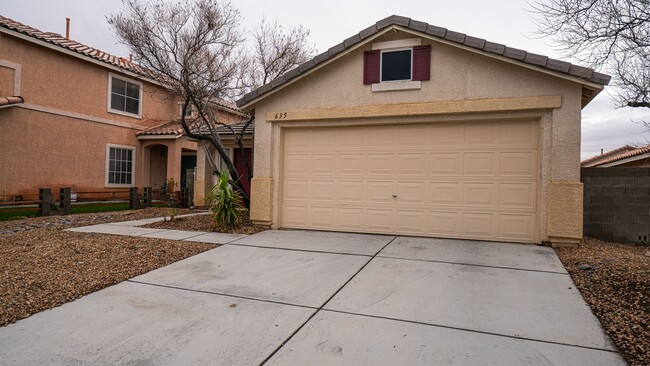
[207,171,243,229]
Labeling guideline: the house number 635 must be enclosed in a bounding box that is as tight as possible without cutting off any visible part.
[274,112,288,119]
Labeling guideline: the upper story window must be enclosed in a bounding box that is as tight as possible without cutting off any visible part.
[381,49,412,82]
[108,74,142,117]
[364,38,431,91]
[178,102,196,118]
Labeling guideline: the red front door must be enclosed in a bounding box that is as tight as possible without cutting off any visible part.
[233,148,252,196]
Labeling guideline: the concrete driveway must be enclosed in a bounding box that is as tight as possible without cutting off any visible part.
[0,230,624,365]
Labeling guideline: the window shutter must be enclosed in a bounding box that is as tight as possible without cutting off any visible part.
[363,50,380,84]
[412,45,431,81]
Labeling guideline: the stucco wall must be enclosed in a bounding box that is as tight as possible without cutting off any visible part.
[248,29,586,244]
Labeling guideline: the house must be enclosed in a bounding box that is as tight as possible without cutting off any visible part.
[235,15,611,247]
[581,144,650,167]
[0,16,245,202]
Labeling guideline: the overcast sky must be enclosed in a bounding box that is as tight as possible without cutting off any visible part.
[4,0,649,159]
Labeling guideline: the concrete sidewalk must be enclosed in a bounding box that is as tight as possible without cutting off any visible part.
[0,228,625,365]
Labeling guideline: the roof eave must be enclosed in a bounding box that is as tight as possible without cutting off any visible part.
[238,21,609,111]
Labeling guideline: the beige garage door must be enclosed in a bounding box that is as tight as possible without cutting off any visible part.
[280,120,539,243]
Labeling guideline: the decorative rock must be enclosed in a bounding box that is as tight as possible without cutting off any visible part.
[578,264,592,270]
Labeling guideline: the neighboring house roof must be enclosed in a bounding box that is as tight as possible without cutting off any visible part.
[0,15,242,113]
[137,119,254,138]
[0,96,24,108]
[582,144,650,167]
[237,15,611,109]
[581,145,636,167]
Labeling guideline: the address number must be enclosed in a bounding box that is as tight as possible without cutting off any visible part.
[274,112,288,119]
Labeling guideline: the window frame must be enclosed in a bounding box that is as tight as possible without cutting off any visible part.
[105,144,136,188]
[178,102,196,119]
[107,73,143,118]
[379,47,413,83]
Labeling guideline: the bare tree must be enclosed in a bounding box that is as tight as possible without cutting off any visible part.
[108,0,314,208]
[250,18,316,87]
[532,0,649,108]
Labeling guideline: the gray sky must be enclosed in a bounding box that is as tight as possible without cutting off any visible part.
[4,0,649,159]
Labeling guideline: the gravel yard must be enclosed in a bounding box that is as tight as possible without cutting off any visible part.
[555,237,649,366]
[143,211,267,235]
[0,208,213,326]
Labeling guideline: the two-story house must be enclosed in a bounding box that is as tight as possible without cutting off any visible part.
[0,15,248,204]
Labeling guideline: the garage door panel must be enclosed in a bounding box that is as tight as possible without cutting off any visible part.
[396,210,427,234]
[398,125,429,146]
[500,121,538,146]
[310,154,336,175]
[431,124,463,145]
[337,181,364,202]
[367,153,396,175]
[500,152,536,177]
[463,152,497,176]
[429,212,462,236]
[398,153,428,175]
[283,180,308,201]
[282,205,309,227]
[499,183,536,210]
[499,214,535,241]
[429,182,461,205]
[366,209,395,231]
[281,121,539,243]
[309,180,335,201]
[284,154,309,176]
[366,181,395,203]
[430,153,462,175]
[367,126,396,146]
[462,213,497,238]
[463,183,497,207]
[396,182,427,204]
[338,154,365,175]
[464,123,499,145]
[337,208,365,230]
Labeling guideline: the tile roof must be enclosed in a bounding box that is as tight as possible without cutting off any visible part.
[0,96,24,108]
[237,15,612,108]
[0,15,151,78]
[582,144,650,167]
[0,15,241,112]
[137,119,254,137]
[581,145,636,167]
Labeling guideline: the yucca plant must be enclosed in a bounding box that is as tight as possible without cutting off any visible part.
[207,171,243,230]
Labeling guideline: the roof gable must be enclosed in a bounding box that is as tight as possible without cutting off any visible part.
[237,15,611,109]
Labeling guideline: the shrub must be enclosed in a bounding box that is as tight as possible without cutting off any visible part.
[207,171,243,229]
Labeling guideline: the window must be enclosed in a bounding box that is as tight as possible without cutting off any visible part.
[363,38,431,91]
[178,102,195,118]
[381,49,412,82]
[106,145,134,186]
[108,74,141,116]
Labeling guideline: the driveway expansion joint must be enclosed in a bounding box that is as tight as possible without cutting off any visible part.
[126,279,317,310]
[258,236,399,366]
[375,254,569,275]
[223,242,374,258]
[320,308,620,354]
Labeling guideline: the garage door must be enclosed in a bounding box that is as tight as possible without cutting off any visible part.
[280,120,539,243]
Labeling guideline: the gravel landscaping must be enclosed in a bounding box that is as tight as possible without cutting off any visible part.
[555,237,649,366]
[143,211,267,235]
[0,208,213,326]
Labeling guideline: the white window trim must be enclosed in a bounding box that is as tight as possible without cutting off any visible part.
[178,102,197,118]
[372,38,421,50]
[371,38,423,92]
[107,72,143,119]
[105,144,136,188]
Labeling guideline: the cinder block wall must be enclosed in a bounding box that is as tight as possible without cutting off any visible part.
[581,167,650,244]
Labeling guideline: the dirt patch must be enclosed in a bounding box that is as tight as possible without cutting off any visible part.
[0,207,194,234]
[555,237,649,365]
[143,211,267,235]
[0,208,213,327]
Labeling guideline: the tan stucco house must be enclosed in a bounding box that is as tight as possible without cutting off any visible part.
[0,16,245,203]
[237,15,611,246]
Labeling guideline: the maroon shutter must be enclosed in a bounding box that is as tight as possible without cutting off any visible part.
[412,45,431,81]
[363,50,380,84]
